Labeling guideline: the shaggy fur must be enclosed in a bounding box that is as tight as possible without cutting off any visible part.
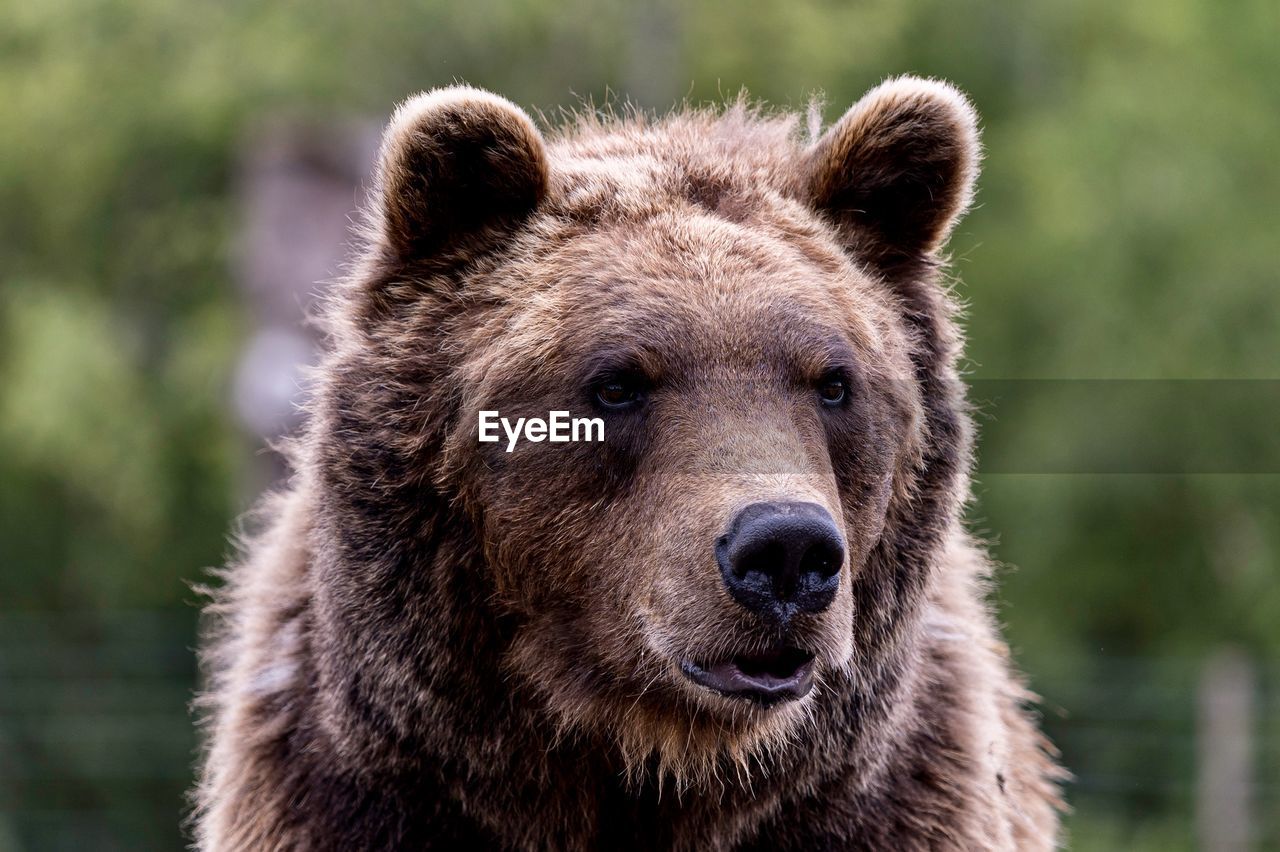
[193,77,1065,851]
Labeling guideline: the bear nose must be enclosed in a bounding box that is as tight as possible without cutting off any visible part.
[716,502,845,620]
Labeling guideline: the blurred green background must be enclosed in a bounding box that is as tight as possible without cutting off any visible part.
[1,0,1276,849]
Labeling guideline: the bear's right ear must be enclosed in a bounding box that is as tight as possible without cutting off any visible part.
[373,86,549,263]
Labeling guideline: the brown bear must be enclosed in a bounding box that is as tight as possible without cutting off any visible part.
[194,77,1065,851]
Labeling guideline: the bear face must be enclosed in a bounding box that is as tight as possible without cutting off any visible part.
[309,79,979,786]
[446,207,929,773]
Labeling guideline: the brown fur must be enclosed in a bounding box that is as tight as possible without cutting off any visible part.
[193,77,1065,850]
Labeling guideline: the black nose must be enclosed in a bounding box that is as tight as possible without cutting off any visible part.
[716,502,845,620]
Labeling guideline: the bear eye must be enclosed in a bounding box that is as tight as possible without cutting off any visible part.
[594,375,644,410]
[817,372,848,406]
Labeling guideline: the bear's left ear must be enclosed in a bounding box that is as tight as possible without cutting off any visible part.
[802,77,980,272]
[373,86,549,263]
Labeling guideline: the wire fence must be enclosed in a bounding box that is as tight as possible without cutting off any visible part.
[0,611,1276,851]
[0,611,197,852]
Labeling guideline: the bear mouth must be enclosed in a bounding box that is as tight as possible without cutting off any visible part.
[679,646,816,706]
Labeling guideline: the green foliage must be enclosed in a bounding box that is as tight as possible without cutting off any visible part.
[0,0,1275,848]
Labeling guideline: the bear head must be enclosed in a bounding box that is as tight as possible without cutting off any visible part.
[308,78,980,786]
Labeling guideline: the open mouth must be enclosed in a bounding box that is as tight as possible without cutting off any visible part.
[679,646,817,706]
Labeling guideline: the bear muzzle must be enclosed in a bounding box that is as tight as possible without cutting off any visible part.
[673,501,846,706]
